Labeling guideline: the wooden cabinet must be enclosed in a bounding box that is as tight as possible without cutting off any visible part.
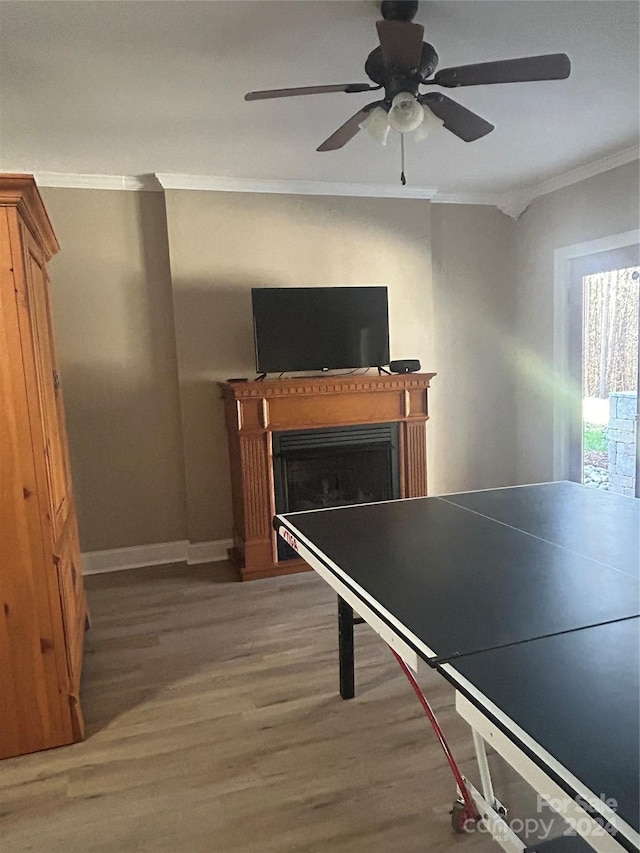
[0,174,87,759]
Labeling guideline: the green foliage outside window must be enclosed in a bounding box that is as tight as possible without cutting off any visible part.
[583,423,607,453]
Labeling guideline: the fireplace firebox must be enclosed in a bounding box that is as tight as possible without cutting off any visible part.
[273,424,400,560]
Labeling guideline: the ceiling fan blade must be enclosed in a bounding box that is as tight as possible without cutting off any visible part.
[245,83,376,101]
[420,93,494,142]
[433,53,571,88]
[376,19,425,72]
[317,101,387,152]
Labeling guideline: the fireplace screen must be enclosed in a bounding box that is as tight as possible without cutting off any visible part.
[273,424,400,560]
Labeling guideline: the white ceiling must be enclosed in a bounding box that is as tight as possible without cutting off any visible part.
[1,0,638,196]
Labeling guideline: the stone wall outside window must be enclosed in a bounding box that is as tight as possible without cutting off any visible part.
[608,392,638,496]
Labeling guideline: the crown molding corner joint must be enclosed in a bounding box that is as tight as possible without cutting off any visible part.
[496,193,531,220]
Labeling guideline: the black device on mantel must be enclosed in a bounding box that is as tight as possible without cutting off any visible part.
[251,286,389,374]
[389,359,421,374]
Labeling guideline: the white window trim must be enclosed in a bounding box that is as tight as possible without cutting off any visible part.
[553,229,640,480]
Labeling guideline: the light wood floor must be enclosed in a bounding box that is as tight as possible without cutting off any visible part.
[1,563,540,852]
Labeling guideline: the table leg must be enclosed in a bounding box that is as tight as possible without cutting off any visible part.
[473,727,498,809]
[338,596,355,700]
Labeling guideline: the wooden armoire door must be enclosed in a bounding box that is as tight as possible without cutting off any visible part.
[0,174,87,757]
[20,219,87,712]
[0,224,66,755]
[21,223,71,537]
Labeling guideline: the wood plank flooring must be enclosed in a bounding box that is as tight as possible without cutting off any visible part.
[0,563,540,852]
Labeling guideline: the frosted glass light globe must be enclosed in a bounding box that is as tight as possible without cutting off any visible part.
[359,107,391,145]
[387,92,424,133]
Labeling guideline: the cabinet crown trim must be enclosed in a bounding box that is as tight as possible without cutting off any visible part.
[0,174,60,260]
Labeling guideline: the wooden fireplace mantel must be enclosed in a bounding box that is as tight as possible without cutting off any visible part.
[219,372,436,581]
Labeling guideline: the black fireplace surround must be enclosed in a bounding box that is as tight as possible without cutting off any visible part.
[273,423,400,560]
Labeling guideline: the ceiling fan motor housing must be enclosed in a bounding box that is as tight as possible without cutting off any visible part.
[365,41,439,100]
[381,0,419,21]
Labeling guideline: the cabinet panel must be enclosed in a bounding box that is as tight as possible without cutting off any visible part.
[0,283,57,757]
[53,508,86,693]
[21,225,70,539]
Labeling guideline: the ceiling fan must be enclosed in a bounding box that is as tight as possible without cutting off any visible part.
[244,0,571,153]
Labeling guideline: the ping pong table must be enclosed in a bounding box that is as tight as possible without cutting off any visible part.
[275,481,640,853]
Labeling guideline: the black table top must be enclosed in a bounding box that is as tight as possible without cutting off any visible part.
[443,482,639,579]
[440,617,640,838]
[277,483,640,663]
[276,483,640,849]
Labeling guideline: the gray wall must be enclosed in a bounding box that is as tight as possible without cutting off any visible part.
[41,184,523,551]
[514,160,640,484]
[42,187,187,551]
[164,190,435,543]
[430,204,517,492]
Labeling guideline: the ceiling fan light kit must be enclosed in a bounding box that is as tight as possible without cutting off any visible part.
[359,98,444,147]
[245,0,571,182]
[414,106,445,142]
[388,92,425,133]
[359,106,391,145]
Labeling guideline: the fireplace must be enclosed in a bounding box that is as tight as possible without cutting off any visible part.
[219,372,435,580]
[273,424,400,560]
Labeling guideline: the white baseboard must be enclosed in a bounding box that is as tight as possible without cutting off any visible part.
[187,539,234,565]
[81,538,233,575]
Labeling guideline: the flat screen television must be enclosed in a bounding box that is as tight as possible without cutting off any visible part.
[251,286,389,374]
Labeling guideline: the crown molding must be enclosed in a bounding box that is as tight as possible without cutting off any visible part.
[496,193,532,220]
[495,144,640,220]
[31,172,163,191]
[28,144,638,215]
[156,172,431,197]
[155,172,500,205]
[431,191,501,207]
[30,169,499,204]
[529,144,639,200]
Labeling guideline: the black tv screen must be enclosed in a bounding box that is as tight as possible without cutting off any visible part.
[251,286,389,374]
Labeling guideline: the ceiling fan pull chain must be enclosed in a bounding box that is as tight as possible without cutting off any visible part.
[400,133,407,185]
